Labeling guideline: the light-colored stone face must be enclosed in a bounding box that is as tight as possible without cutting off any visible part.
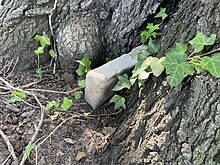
[85,45,147,109]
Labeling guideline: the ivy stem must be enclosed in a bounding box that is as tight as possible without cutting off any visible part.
[37,54,40,69]
[188,47,220,60]
[198,47,220,57]
[188,52,194,58]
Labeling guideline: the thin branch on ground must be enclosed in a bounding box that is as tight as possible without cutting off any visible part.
[36,115,76,146]
[19,93,45,165]
[20,80,41,89]
[0,86,9,90]
[26,88,80,94]
[6,57,19,78]
[0,86,11,95]
[35,114,83,164]
[0,129,18,164]
[21,100,39,108]
[0,99,20,112]
[0,77,17,91]
[0,77,79,95]
[2,155,11,165]
[0,77,45,165]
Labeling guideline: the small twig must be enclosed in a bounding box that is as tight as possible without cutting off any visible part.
[20,81,41,89]
[0,77,45,165]
[48,0,58,74]
[0,77,79,95]
[36,115,77,147]
[198,47,220,57]
[26,88,80,94]
[0,129,18,164]
[35,114,83,164]
[188,47,220,59]
[0,86,11,95]
[90,109,123,117]
[0,91,11,95]
[188,51,194,59]
[21,100,39,109]
[0,85,9,90]
[0,77,17,91]
[0,59,9,74]
[0,99,20,112]
[2,155,11,165]
[6,57,19,78]
[5,59,14,73]
[19,93,45,165]
[48,0,58,36]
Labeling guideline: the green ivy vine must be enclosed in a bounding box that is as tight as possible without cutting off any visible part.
[110,8,220,110]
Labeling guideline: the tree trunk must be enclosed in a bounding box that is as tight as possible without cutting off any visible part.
[1,0,220,164]
[97,0,220,164]
[0,0,161,72]
[0,0,51,71]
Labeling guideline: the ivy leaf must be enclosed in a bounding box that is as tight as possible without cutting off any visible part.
[166,63,194,86]
[138,79,147,87]
[132,56,151,78]
[8,90,26,104]
[147,38,160,54]
[109,95,126,110]
[132,51,149,75]
[22,118,30,124]
[25,143,36,159]
[11,90,26,99]
[201,53,220,77]
[61,97,73,111]
[34,35,50,47]
[140,23,159,44]
[49,50,57,58]
[34,47,44,55]
[45,102,54,111]
[74,91,83,100]
[7,97,21,104]
[150,57,166,77]
[76,65,86,76]
[77,79,86,88]
[138,71,151,80]
[112,74,131,91]
[189,32,216,53]
[45,100,60,111]
[163,43,194,86]
[190,56,204,74]
[76,54,91,76]
[36,68,43,79]
[130,77,137,86]
[155,8,168,20]
[130,52,147,85]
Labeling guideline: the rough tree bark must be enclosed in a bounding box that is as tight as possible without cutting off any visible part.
[97,0,220,164]
[0,0,161,72]
[0,0,220,165]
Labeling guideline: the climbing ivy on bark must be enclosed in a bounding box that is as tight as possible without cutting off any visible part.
[110,8,220,110]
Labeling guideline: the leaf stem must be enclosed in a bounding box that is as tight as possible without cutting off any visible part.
[37,55,40,69]
[188,47,220,60]
[198,47,220,57]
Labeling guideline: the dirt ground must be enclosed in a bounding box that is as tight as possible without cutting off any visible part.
[0,65,124,165]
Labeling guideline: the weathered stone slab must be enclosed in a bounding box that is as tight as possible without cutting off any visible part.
[85,45,147,109]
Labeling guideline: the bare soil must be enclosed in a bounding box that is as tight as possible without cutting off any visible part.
[0,65,124,165]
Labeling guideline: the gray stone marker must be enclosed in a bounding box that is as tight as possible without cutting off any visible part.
[85,45,147,109]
